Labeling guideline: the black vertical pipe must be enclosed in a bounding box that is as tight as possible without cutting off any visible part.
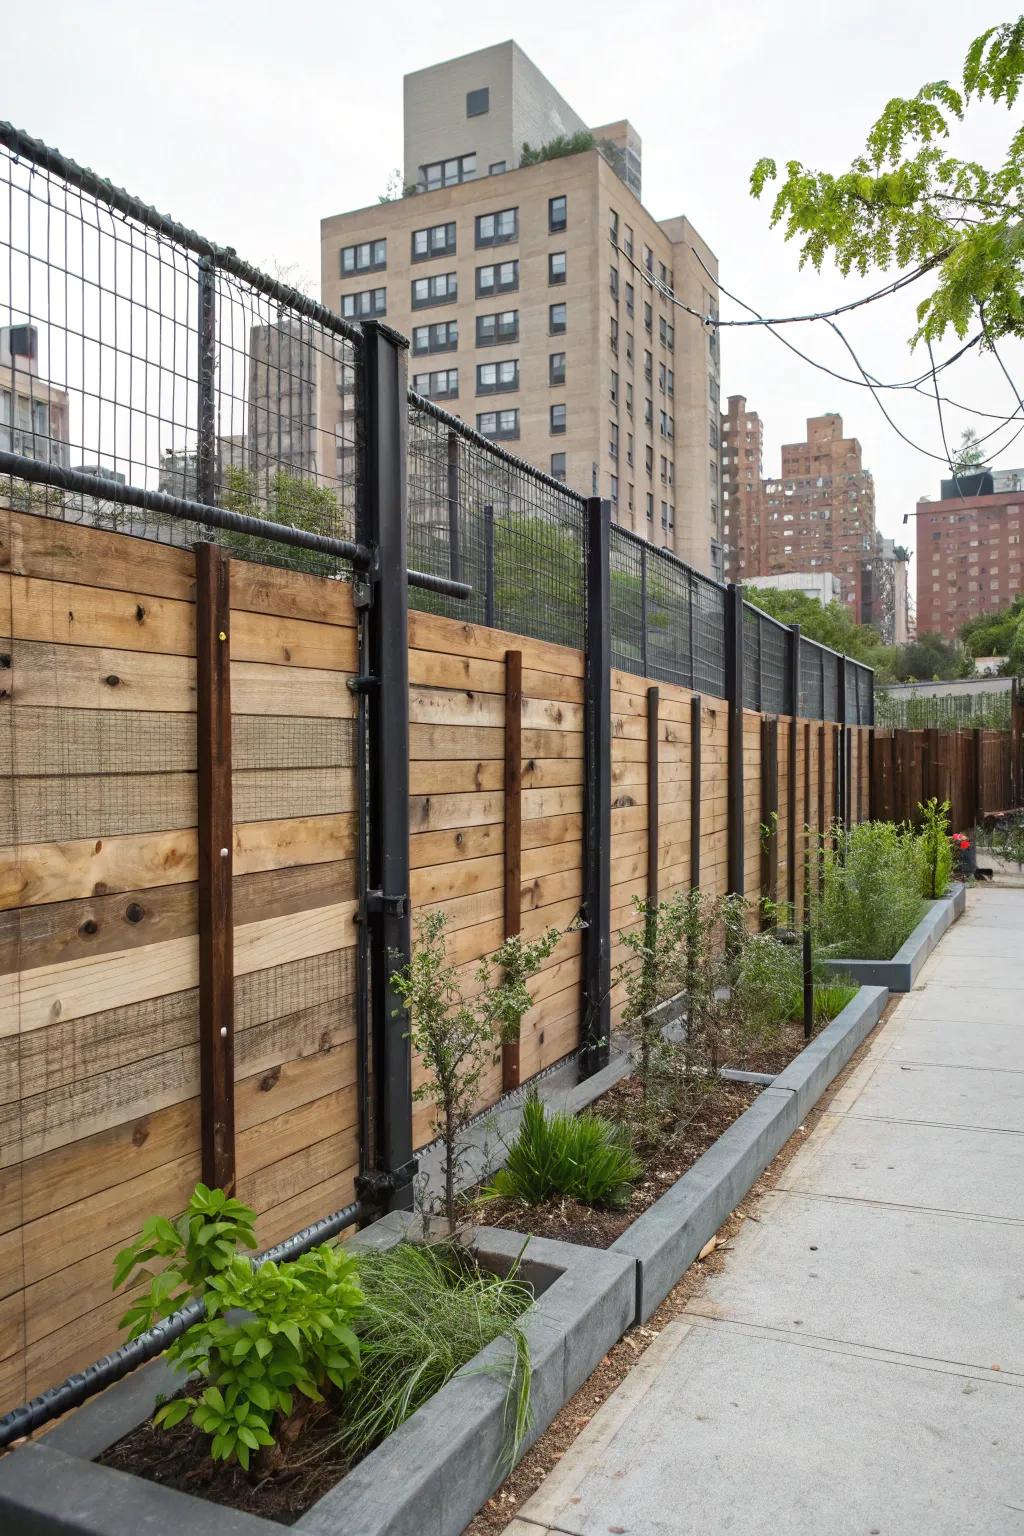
[690,694,702,889]
[688,571,697,688]
[640,543,649,678]
[787,624,800,909]
[802,925,815,1040]
[725,582,745,898]
[581,495,612,1079]
[446,430,461,585]
[647,687,660,907]
[196,254,217,507]
[358,321,414,1212]
[484,503,495,628]
[837,656,848,828]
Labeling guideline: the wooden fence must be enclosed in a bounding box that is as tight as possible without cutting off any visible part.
[868,723,1022,831]
[0,508,914,1416]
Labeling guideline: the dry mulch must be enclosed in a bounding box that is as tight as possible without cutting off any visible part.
[481,1076,760,1249]
[463,997,899,1536]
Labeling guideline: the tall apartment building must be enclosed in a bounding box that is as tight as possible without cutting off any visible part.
[321,41,722,575]
[861,534,910,646]
[915,474,1024,640]
[722,407,876,616]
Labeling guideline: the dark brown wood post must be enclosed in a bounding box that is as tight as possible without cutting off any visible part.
[502,649,523,1091]
[195,541,235,1194]
[647,687,660,909]
[690,695,702,889]
[760,716,779,925]
[973,726,984,823]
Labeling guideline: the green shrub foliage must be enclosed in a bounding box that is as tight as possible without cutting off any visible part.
[485,1093,642,1210]
[917,797,954,899]
[812,820,926,960]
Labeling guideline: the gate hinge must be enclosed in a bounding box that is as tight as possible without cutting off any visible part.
[346,674,380,694]
[356,1158,419,1208]
[366,888,410,918]
[351,578,374,610]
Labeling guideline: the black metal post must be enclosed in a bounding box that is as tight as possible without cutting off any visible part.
[837,656,848,828]
[688,571,697,688]
[446,430,461,585]
[357,321,415,1213]
[581,495,612,1079]
[196,254,217,508]
[802,925,815,1040]
[690,694,702,890]
[484,503,495,628]
[640,543,649,678]
[725,582,745,898]
[787,624,800,909]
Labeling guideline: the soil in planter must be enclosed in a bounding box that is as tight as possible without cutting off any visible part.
[481,1077,760,1250]
[726,1016,824,1076]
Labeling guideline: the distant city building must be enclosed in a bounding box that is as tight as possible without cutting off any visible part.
[722,404,877,619]
[861,535,910,646]
[322,40,722,575]
[749,570,841,605]
[70,463,127,529]
[247,319,319,479]
[0,323,70,470]
[916,476,1024,641]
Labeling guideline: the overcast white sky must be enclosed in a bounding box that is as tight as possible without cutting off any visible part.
[7,0,1022,575]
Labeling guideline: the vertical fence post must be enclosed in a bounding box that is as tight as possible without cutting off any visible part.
[647,687,660,908]
[502,650,523,1092]
[803,719,812,920]
[760,716,779,924]
[725,582,745,898]
[787,625,800,909]
[690,694,702,890]
[640,544,649,679]
[195,541,235,1193]
[196,254,217,507]
[973,725,984,822]
[446,430,461,585]
[358,320,414,1212]
[1011,675,1023,805]
[836,658,847,829]
[581,496,611,1079]
[688,572,697,689]
[483,503,495,629]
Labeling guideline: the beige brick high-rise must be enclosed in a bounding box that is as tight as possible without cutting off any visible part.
[321,41,722,576]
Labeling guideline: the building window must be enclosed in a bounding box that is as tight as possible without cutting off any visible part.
[549,302,567,335]
[643,244,654,274]
[658,361,667,394]
[626,432,634,466]
[341,286,386,319]
[412,319,458,354]
[476,208,518,247]
[610,209,619,243]
[625,381,633,415]
[625,332,634,365]
[610,370,619,405]
[610,266,619,302]
[610,316,618,352]
[550,403,567,434]
[644,301,652,334]
[341,239,386,275]
[609,422,619,459]
[643,350,652,383]
[667,368,674,396]
[421,153,476,190]
[646,492,654,522]
[661,500,669,530]
[476,359,519,394]
[412,368,458,401]
[645,444,653,475]
[628,483,634,513]
[625,282,634,316]
[548,251,567,284]
[551,452,567,481]
[466,87,489,117]
[476,260,519,296]
[489,160,507,175]
[478,408,519,441]
[549,351,566,386]
[411,271,457,308]
[659,410,673,440]
[644,397,653,426]
[610,474,619,509]
[549,194,567,233]
[709,419,718,448]
[412,222,456,261]
[477,309,518,346]
[659,316,675,349]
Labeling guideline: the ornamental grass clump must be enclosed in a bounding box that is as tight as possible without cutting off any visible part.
[484,1092,642,1210]
[916,797,954,899]
[812,819,926,961]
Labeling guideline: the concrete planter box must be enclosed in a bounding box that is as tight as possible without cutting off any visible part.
[610,984,889,1321]
[0,1218,635,1536]
[818,881,966,992]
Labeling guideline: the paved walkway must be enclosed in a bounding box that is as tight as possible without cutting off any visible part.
[507,886,1024,1536]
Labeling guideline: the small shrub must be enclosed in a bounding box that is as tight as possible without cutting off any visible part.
[812,819,925,960]
[491,928,562,1045]
[809,980,858,1023]
[732,930,804,1044]
[484,1093,642,1210]
[916,797,954,898]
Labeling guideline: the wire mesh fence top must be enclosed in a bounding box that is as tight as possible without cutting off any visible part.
[0,125,360,577]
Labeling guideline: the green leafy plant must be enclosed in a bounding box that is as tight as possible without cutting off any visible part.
[806,980,858,1023]
[392,912,559,1234]
[520,131,596,166]
[917,797,955,898]
[812,819,926,960]
[113,1188,363,1472]
[484,1093,642,1210]
[322,1241,532,1470]
[732,930,804,1043]
[113,1183,258,1336]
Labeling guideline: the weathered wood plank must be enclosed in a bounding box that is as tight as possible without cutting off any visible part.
[408,609,583,678]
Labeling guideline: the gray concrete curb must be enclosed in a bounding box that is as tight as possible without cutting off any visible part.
[0,1218,634,1536]
[819,882,965,992]
[610,982,889,1321]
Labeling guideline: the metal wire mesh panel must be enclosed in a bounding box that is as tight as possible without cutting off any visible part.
[0,132,358,578]
[610,526,645,676]
[406,397,586,649]
[759,613,788,714]
[822,650,839,721]
[692,572,726,698]
[800,637,824,719]
[645,543,696,688]
[742,605,761,710]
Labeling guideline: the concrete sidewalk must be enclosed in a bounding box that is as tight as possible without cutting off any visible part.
[505,886,1024,1536]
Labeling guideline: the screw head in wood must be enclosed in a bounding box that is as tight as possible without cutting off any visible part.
[220,847,229,857]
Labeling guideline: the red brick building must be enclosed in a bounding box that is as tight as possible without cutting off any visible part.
[720,395,765,577]
[915,485,1024,640]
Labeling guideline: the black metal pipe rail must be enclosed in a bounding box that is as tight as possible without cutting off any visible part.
[0,1198,363,1450]
[0,122,364,349]
[0,453,471,600]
